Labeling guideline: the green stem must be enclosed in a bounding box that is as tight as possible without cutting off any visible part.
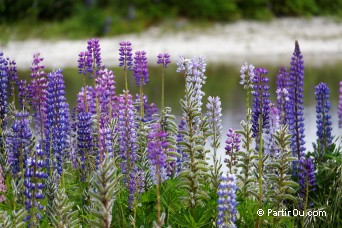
[161,67,165,120]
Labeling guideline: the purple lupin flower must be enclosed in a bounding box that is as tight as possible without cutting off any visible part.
[117,91,138,207]
[224,128,241,174]
[87,38,102,78]
[206,96,223,142]
[276,66,291,125]
[157,53,171,68]
[18,79,28,109]
[338,81,342,128]
[133,51,149,87]
[0,52,9,129]
[147,123,168,183]
[45,69,70,175]
[28,52,48,135]
[78,51,93,76]
[119,41,133,70]
[251,68,271,139]
[298,157,315,209]
[216,174,238,228]
[97,68,116,119]
[314,83,333,156]
[76,110,94,180]
[288,41,306,160]
[76,86,96,115]
[7,111,32,178]
[24,142,48,225]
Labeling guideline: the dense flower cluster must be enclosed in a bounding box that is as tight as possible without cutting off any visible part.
[157,53,171,68]
[45,69,70,175]
[314,82,333,153]
[87,38,102,77]
[240,62,255,90]
[206,96,223,140]
[133,51,149,87]
[119,41,133,70]
[251,67,271,138]
[0,52,9,128]
[288,41,306,159]
[7,111,32,177]
[224,128,241,173]
[217,174,238,228]
[298,157,315,208]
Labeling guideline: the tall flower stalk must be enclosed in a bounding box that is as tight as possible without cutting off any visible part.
[225,128,241,174]
[288,41,306,160]
[314,82,333,164]
[251,67,270,227]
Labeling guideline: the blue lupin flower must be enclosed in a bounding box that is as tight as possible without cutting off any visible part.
[76,110,94,180]
[251,67,271,139]
[7,111,32,178]
[216,174,238,228]
[119,41,133,71]
[24,142,48,225]
[87,38,102,78]
[45,69,70,175]
[314,82,333,157]
[276,66,291,125]
[0,52,9,129]
[288,41,306,160]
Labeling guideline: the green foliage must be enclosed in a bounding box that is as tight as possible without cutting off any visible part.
[267,125,298,211]
[48,188,79,228]
[89,156,121,228]
[1,208,27,228]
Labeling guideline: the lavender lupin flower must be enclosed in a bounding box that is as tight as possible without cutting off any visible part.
[251,67,271,140]
[338,81,342,128]
[157,53,171,68]
[288,41,306,160]
[77,51,92,76]
[119,41,133,70]
[216,174,238,228]
[314,83,333,158]
[87,38,102,78]
[133,51,149,87]
[147,123,168,183]
[240,62,255,90]
[224,128,241,174]
[45,69,70,175]
[176,117,187,173]
[276,66,290,125]
[206,96,223,141]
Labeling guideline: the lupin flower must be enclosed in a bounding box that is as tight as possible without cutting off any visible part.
[264,105,280,158]
[224,128,241,173]
[314,82,333,155]
[251,67,271,139]
[276,66,291,125]
[206,96,223,142]
[240,62,255,90]
[29,52,48,132]
[45,69,70,175]
[176,117,187,173]
[24,142,48,224]
[216,174,238,228]
[298,157,315,209]
[97,68,116,120]
[7,111,32,178]
[338,81,342,128]
[176,54,187,72]
[157,53,171,68]
[133,51,149,87]
[288,41,306,159]
[147,123,168,182]
[76,110,94,179]
[0,52,9,128]
[119,41,133,70]
[76,86,96,114]
[87,38,102,77]
[77,51,93,76]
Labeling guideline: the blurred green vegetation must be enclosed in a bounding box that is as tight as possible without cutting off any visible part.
[1,0,342,41]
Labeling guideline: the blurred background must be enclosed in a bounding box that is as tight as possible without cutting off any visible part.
[0,0,341,153]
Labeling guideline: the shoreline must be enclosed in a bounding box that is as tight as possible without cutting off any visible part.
[1,17,342,68]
